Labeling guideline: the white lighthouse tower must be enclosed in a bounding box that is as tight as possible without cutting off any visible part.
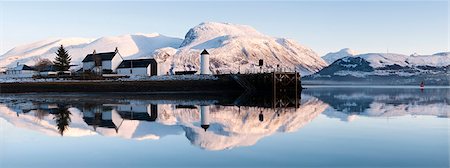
[200,105,210,131]
[200,49,211,75]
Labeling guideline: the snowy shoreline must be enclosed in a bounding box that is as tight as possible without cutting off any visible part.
[0,74,218,84]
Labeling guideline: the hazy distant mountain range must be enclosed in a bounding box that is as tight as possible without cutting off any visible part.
[304,49,450,85]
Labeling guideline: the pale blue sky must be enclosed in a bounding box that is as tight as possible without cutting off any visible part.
[0,1,448,55]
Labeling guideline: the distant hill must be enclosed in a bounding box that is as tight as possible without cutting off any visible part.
[304,52,450,85]
[322,48,356,64]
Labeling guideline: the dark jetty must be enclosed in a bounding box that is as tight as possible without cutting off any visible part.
[0,73,301,94]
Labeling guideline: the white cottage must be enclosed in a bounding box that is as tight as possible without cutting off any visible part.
[82,105,122,131]
[5,64,36,78]
[116,59,158,76]
[82,48,123,74]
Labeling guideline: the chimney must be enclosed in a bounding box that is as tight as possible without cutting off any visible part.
[115,47,119,53]
[93,50,97,55]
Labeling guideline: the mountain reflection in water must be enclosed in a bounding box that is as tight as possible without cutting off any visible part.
[0,88,448,151]
[303,87,449,121]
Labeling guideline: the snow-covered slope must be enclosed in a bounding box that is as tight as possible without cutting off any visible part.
[304,52,450,85]
[322,48,356,64]
[357,52,450,68]
[0,33,183,71]
[1,22,327,75]
[158,22,327,75]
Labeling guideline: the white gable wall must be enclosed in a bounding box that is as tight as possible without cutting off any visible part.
[111,55,123,72]
[157,63,167,76]
[111,109,122,128]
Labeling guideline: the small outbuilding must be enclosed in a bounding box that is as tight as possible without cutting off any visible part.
[116,59,157,76]
[38,65,58,76]
[5,64,36,77]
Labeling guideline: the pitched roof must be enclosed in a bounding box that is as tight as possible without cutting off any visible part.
[9,64,34,71]
[117,111,157,121]
[117,59,156,68]
[21,65,34,70]
[201,49,209,55]
[82,52,117,62]
[83,117,117,128]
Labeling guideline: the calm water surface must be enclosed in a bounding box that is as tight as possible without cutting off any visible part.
[0,87,448,168]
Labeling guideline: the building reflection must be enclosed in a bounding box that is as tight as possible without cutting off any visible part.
[82,105,119,132]
[1,88,447,150]
[0,92,328,150]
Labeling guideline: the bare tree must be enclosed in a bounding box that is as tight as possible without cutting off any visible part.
[34,58,53,72]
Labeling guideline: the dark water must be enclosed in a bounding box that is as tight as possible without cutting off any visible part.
[0,87,448,168]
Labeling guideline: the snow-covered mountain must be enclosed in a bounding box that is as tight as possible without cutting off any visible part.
[0,22,327,75]
[0,33,183,71]
[304,52,450,85]
[322,48,356,64]
[157,22,327,75]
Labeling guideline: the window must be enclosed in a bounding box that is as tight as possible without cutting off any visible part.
[130,69,133,74]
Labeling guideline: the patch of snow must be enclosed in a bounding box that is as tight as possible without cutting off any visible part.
[334,70,368,77]
[358,53,409,68]
[322,48,356,64]
[352,52,450,68]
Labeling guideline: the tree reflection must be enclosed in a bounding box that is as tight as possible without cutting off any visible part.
[53,105,72,136]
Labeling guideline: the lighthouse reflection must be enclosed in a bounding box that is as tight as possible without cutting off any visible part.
[1,87,448,151]
[0,92,322,150]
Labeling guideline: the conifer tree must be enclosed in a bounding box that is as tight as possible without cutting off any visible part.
[54,105,71,136]
[54,45,71,71]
